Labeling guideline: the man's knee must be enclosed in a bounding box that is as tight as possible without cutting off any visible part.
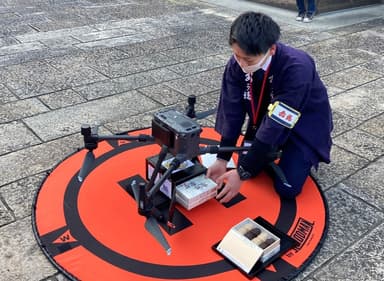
[274,181,303,199]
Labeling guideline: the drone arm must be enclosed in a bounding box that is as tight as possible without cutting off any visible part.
[199,145,250,155]
[98,134,154,142]
[81,124,154,148]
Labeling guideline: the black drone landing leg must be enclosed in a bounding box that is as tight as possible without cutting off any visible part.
[146,145,169,194]
[136,182,164,222]
[131,181,172,255]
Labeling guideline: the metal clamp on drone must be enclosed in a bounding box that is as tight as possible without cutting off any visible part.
[77,95,289,256]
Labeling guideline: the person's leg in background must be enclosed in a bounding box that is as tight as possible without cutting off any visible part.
[273,141,312,199]
[295,0,306,21]
[304,0,317,22]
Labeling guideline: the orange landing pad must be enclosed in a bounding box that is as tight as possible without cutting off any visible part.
[32,127,328,281]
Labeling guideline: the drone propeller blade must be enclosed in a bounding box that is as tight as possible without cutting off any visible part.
[145,217,172,255]
[195,108,217,120]
[78,150,95,182]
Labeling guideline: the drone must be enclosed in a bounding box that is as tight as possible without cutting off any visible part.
[77,95,288,255]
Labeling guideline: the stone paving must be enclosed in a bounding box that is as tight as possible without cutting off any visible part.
[0,0,383,280]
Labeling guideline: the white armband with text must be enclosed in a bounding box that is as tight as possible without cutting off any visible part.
[267,101,301,129]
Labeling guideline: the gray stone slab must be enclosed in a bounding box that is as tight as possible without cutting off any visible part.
[312,145,369,189]
[46,47,131,70]
[29,15,97,32]
[329,78,384,121]
[92,53,175,78]
[123,67,183,86]
[357,113,384,138]
[165,76,218,97]
[75,33,156,50]
[321,66,382,91]
[38,89,86,109]
[341,156,384,210]
[24,90,161,141]
[73,79,126,100]
[158,9,213,27]
[0,12,51,29]
[0,60,55,88]
[323,84,345,97]
[160,46,218,63]
[39,36,82,49]
[0,41,47,56]
[0,36,19,48]
[0,83,17,104]
[0,45,81,68]
[0,121,41,155]
[281,28,335,48]
[192,90,220,112]
[167,54,228,76]
[0,11,18,23]
[74,68,181,100]
[335,29,384,55]
[50,66,108,91]
[116,35,188,57]
[72,27,137,42]
[314,222,384,281]
[55,273,71,281]
[177,30,231,54]
[137,83,187,106]
[2,62,108,99]
[327,18,384,36]
[190,68,225,90]
[0,98,49,123]
[1,23,38,37]
[0,217,57,281]
[15,26,98,43]
[301,41,378,75]
[333,129,384,161]
[1,173,46,219]
[295,186,384,279]
[0,199,14,226]
[91,17,162,31]
[104,109,158,134]
[360,56,384,76]
[0,134,82,187]
[331,111,362,138]
[315,58,345,77]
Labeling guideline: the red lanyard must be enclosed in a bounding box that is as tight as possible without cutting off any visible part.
[249,65,271,126]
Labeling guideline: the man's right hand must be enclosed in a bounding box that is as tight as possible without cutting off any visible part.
[206,158,228,182]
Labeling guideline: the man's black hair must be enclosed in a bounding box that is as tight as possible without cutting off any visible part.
[229,12,280,55]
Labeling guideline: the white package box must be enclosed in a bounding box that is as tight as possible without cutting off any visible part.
[176,174,217,210]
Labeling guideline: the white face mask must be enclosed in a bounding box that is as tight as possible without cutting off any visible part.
[235,51,270,74]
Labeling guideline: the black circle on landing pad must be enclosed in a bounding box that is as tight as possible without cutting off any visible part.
[32,128,328,281]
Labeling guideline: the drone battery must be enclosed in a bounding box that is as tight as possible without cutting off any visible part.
[146,153,208,206]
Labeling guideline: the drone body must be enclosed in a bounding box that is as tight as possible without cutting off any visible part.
[152,109,202,159]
